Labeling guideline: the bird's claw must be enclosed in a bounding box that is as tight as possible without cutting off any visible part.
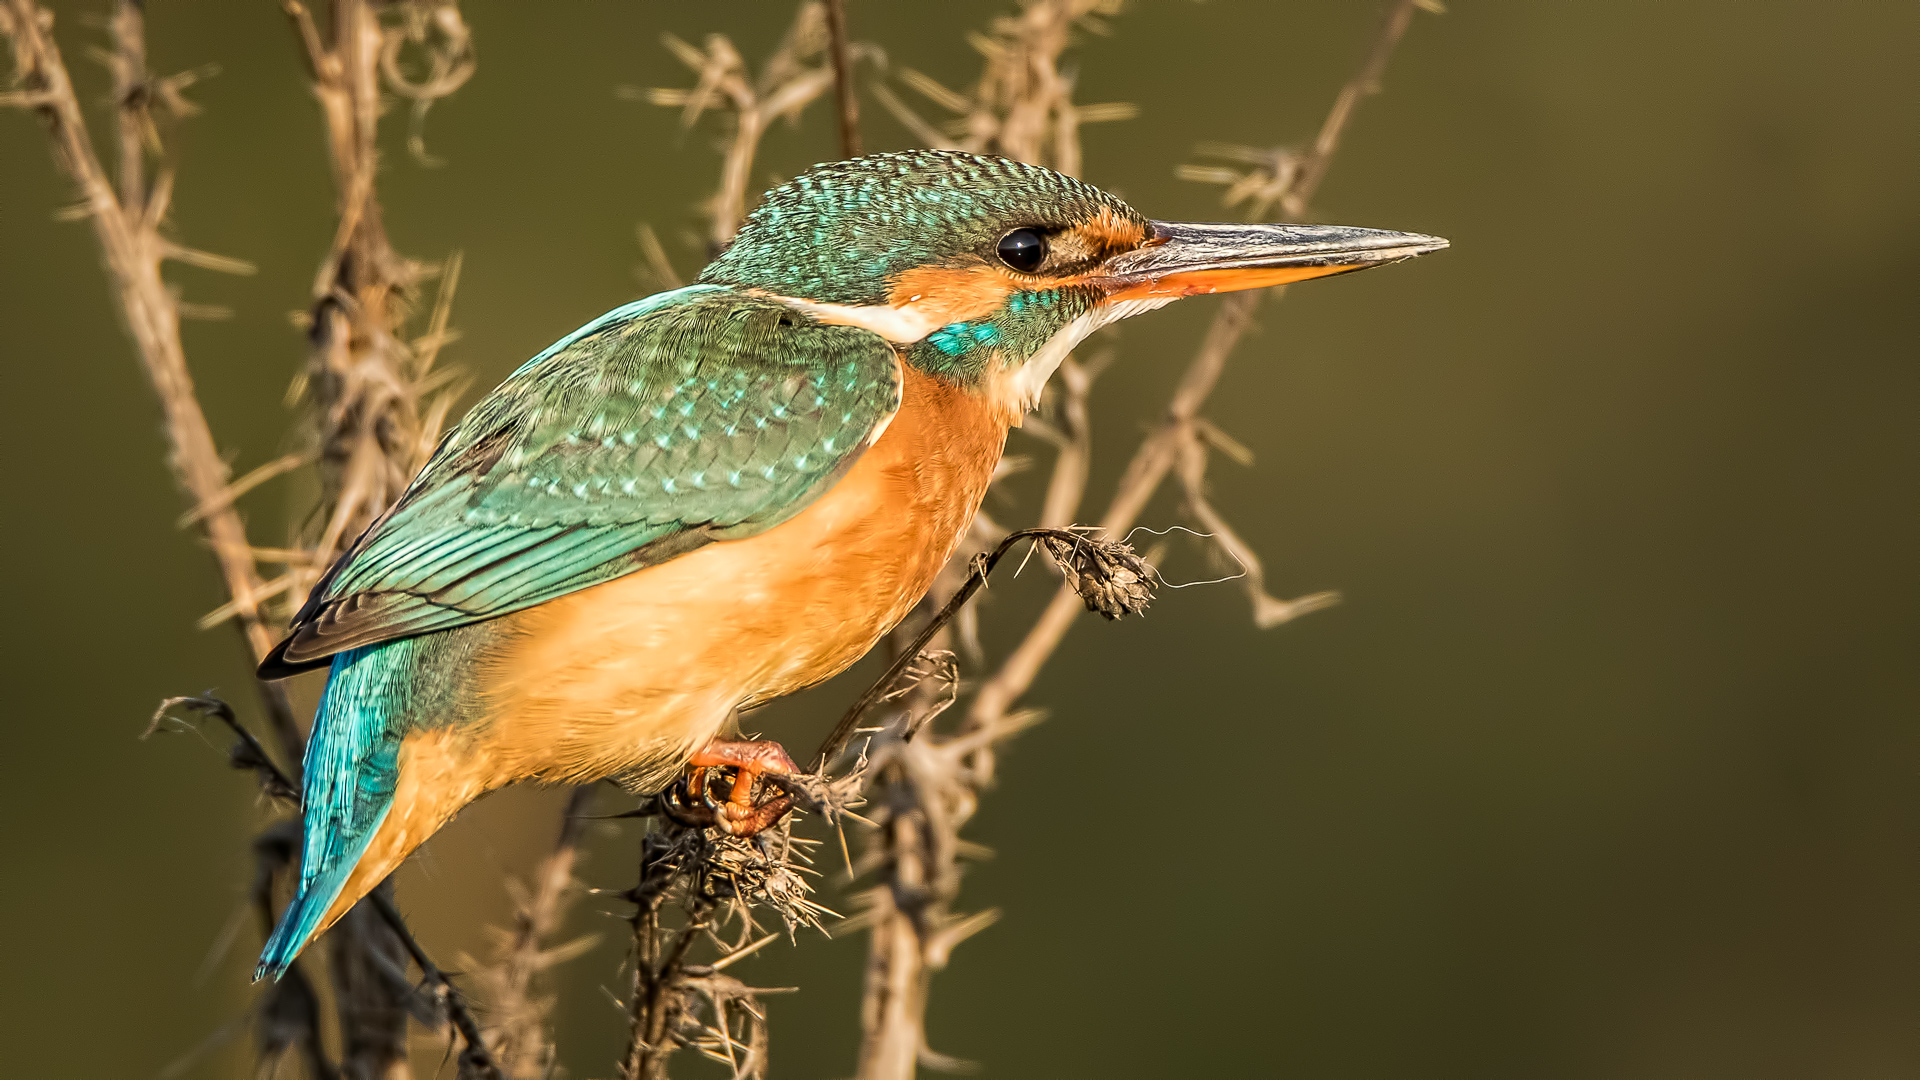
[665,739,799,837]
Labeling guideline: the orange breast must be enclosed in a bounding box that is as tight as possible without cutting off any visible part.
[470,362,1009,787]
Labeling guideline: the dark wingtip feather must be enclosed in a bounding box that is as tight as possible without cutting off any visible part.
[257,631,331,681]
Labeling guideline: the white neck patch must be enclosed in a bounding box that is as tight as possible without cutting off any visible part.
[763,294,948,344]
[763,288,1178,419]
[993,295,1175,414]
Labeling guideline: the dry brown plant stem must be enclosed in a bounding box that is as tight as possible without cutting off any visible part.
[0,0,307,760]
[6,0,1429,1073]
[823,0,860,157]
[638,2,843,250]
[842,4,1430,1076]
[606,22,864,1077]
[3,3,492,1076]
[280,5,479,1077]
[622,870,708,1080]
[150,694,505,1080]
[849,6,1133,1073]
[282,0,468,610]
[815,527,1135,771]
[969,0,1425,736]
[369,890,505,1080]
[474,785,601,1077]
[616,822,803,1080]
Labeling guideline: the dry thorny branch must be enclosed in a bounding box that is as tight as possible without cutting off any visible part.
[622,0,874,257]
[283,3,488,1077]
[6,0,1430,1076]
[602,4,1432,1079]
[3,1,498,1077]
[281,0,470,625]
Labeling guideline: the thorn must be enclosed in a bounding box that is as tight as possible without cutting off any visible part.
[162,241,257,275]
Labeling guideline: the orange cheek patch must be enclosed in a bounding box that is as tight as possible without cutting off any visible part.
[1067,207,1150,256]
[1103,263,1357,302]
[888,263,1018,325]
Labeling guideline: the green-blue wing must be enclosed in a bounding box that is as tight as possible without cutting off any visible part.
[262,285,901,676]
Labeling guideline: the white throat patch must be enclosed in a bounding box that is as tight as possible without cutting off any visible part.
[995,295,1175,414]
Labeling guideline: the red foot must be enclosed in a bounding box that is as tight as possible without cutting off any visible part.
[671,739,798,836]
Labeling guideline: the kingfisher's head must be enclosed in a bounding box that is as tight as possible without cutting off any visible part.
[698,150,1445,419]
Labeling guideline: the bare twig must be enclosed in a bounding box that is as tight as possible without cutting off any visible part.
[377,0,476,165]
[473,786,601,1078]
[969,0,1428,742]
[619,821,815,1079]
[281,0,467,614]
[273,6,483,1076]
[631,2,850,248]
[816,527,1153,772]
[251,823,340,1080]
[1285,0,1422,220]
[891,0,1128,176]
[823,0,860,157]
[5,4,480,1076]
[1174,430,1341,628]
[362,889,504,1080]
[634,221,684,292]
[0,0,307,764]
[622,831,705,1080]
[144,694,299,804]
[842,4,1433,1075]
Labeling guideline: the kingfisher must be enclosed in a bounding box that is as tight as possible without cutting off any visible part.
[253,149,1444,980]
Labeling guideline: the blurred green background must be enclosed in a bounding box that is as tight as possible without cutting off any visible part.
[3,0,1915,1076]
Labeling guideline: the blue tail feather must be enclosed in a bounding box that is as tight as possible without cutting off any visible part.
[254,795,392,980]
[255,642,412,982]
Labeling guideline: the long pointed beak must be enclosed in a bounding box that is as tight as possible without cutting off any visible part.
[1095,221,1448,302]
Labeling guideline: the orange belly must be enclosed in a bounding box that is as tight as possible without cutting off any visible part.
[471,362,1008,786]
[317,363,1009,935]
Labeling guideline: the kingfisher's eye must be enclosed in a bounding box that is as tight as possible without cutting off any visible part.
[996,228,1048,273]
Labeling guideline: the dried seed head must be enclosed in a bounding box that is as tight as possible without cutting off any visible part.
[641,822,835,935]
[1041,533,1156,619]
